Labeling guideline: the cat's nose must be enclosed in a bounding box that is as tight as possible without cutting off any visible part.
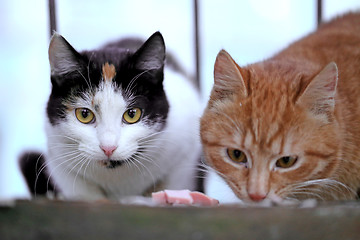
[248,193,267,202]
[100,145,117,157]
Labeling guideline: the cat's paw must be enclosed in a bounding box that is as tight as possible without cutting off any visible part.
[298,198,318,208]
[119,196,154,206]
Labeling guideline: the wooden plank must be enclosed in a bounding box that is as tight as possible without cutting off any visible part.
[1,200,360,240]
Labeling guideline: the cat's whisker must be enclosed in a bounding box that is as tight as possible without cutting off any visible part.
[48,144,78,149]
[137,136,166,146]
[123,158,136,173]
[283,196,302,203]
[138,133,173,144]
[76,69,92,92]
[33,154,66,195]
[292,179,350,194]
[133,152,161,171]
[82,156,93,181]
[137,147,166,160]
[222,112,243,135]
[127,156,154,182]
[86,52,95,93]
[123,68,158,101]
[50,151,84,163]
[200,164,229,181]
[123,71,146,100]
[190,168,209,179]
[47,144,79,151]
[36,150,80,180]
[138,147,163,155]
[171,162,210,184]
[64,154,86,174]
[286,178,356,200]
[33,153,47,197]
[123,156,142,175]
[71,156,86,192]
[287,190,326,201]
[45,151,84,186]
[47,134,81,145]
[193,163,211,174]
[72,154,92,194]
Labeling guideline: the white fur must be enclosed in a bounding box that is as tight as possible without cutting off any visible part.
[45,68,202,201]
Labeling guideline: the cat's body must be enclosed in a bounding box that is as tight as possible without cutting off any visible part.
[201,13,360,203]
[40,32,201,201]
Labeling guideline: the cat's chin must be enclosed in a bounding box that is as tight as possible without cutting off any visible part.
[98,159,124,169]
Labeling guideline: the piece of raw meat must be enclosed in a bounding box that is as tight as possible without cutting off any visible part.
[152,189,219,206]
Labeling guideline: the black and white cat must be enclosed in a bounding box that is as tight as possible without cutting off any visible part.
[22,32,202,201]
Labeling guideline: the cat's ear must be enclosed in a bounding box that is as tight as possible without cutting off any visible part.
[213,50,247,100]
[296,62,338,122]
[48,33,83,77]
[133,31,165,72]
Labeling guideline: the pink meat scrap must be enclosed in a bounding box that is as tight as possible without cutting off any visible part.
[152,189,219,206]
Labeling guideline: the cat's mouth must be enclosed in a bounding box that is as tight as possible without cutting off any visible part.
[98,159,124,169]
[98,148,142,169]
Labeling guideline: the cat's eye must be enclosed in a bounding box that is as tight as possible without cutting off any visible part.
[276,156,298,168]
[75,108,95,124]
[123,108,142,124]
[227,148,247,164]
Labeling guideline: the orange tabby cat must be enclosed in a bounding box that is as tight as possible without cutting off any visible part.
[201,13,360,203]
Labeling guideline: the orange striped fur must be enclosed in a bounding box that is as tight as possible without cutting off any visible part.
[201,13,360,203]
[102,62,116,82]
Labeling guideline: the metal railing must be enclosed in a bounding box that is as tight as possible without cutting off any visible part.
[47,0,324,92]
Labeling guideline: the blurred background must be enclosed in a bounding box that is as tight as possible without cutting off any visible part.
[0,0,359,200]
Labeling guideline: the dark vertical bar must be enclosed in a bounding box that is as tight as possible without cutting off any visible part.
[194,0,201,90]
[317,0,322,27]
[194,0,205,193]
[49,0,57,37]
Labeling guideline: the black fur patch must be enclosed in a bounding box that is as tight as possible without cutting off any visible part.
[19,152,57,195]
[47,32,169,129]
[107,160,124,169]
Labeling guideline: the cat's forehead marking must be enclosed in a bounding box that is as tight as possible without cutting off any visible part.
[102,62,116,82]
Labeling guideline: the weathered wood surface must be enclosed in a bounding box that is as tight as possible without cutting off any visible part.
[0,200,360,240]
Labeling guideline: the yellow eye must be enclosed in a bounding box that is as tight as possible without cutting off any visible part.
[75,108,95,124]
[123,108,142,124]
[227,148,247,164]
[276,156,298,168]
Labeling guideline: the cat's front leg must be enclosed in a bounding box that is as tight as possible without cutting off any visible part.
[53,170,106,201]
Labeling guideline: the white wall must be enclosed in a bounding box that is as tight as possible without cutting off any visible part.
[0,0,359,200]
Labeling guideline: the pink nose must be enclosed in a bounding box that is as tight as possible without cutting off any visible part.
[248,193,267,202]
[100,145,117,157]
